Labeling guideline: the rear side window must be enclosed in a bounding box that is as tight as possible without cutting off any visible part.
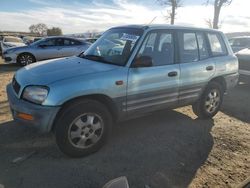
[207,33,227,56]
[197,33,209,60]
[64,39,82,46]
[178,32,199,63]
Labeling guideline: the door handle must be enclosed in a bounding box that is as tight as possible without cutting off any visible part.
[168,71,178,77]
[206,66,214,71]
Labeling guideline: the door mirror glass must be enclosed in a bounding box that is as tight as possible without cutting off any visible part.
[132,55,153,68]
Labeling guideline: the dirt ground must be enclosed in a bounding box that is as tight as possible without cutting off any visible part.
[0,58,249,188]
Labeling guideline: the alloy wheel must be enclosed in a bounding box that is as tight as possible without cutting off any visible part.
[68,113,104,149]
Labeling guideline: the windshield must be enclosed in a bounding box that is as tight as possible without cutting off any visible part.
[4,37,23,43]
[81,28,144,66]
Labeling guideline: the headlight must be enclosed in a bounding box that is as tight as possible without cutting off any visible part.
[22,86,49,104]
[4,48,16,54]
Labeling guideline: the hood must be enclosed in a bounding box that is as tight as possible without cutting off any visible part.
[3,42,25,47]
[236,48,250,56]
[5,45,28,52]
[16,56,119,86]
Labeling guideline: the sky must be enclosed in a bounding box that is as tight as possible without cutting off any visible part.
[0,0,249,34]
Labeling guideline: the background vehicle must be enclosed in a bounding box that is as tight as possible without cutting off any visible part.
[7,25,238,157]
[3,36,91,66]
[235,48,250,82]
[229,36,250,53]
[1,36,25,54]
[23,36,43,45]
[0,34,9,55]
[84,38,98,43]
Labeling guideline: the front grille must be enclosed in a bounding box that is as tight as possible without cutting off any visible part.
[12,77,21,95]
[5,57,12,62]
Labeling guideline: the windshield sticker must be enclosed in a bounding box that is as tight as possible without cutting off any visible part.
[120,33,139,42]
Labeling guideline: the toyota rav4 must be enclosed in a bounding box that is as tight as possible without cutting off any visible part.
[7,25,239,157]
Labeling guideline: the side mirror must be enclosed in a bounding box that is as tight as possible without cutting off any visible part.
[132,56,153,68]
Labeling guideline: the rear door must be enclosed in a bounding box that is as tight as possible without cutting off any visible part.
[126,30,180,115]
[178,31,215,105]
[59,39,84,57]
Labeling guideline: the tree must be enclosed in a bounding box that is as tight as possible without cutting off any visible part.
[29,23,48,36]
[206,0,232,29]
[157,0,182,25]
[47,27,63,36]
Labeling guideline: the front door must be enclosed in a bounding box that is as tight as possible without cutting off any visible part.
[126,30,180,115]
[34,38,61,60]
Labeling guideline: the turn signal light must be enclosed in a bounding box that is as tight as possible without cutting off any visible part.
[17,113,34,121]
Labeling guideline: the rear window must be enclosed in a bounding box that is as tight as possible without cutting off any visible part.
[207,33,227,56]
[178,32,199,63]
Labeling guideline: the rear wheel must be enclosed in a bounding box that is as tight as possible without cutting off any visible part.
[17,53,36,66]
[55,99,112,158]
[192,82,223,119]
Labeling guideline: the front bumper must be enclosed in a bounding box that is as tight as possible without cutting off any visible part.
[6,84,60,133]
[3,52,17,64]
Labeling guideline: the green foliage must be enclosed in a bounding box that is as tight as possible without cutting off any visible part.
[47,27,63,36]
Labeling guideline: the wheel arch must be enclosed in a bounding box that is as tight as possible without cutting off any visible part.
[208,76,227,93]
[51,94,118,132]
[17,52,37,62]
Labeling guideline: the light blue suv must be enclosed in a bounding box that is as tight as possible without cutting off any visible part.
[7,25,238,157]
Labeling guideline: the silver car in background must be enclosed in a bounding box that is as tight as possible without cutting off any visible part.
[3,36,91,66]
[1,36,25,54]
[229,36,250,53]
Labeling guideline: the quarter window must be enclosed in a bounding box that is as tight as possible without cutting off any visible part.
[178,32,199,63]
[207,33,227,56]
[136,31,174,66]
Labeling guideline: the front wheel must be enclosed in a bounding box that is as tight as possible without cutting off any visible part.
[55,99,112,158]
[192,82,223,119]
[17,53,36,66]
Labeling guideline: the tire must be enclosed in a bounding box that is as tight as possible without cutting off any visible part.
[192,82,223,119]
[55,99,112,158]
[17,53,36,66]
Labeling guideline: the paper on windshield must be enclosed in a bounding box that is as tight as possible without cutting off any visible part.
[120,33,140,42]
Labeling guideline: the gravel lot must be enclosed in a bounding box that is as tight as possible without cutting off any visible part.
[0,58,249,188]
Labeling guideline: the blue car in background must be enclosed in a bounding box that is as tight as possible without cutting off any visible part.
[3,36,91,66]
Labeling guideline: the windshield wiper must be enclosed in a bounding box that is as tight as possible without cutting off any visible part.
[80,54,115,65]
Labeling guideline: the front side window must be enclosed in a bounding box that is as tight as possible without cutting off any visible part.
[135,31,174,66]
[207,33,227,56]
[39,39,56,46]
[81,28,143,66]
[56,38,64,46]
[178,32,199,63]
